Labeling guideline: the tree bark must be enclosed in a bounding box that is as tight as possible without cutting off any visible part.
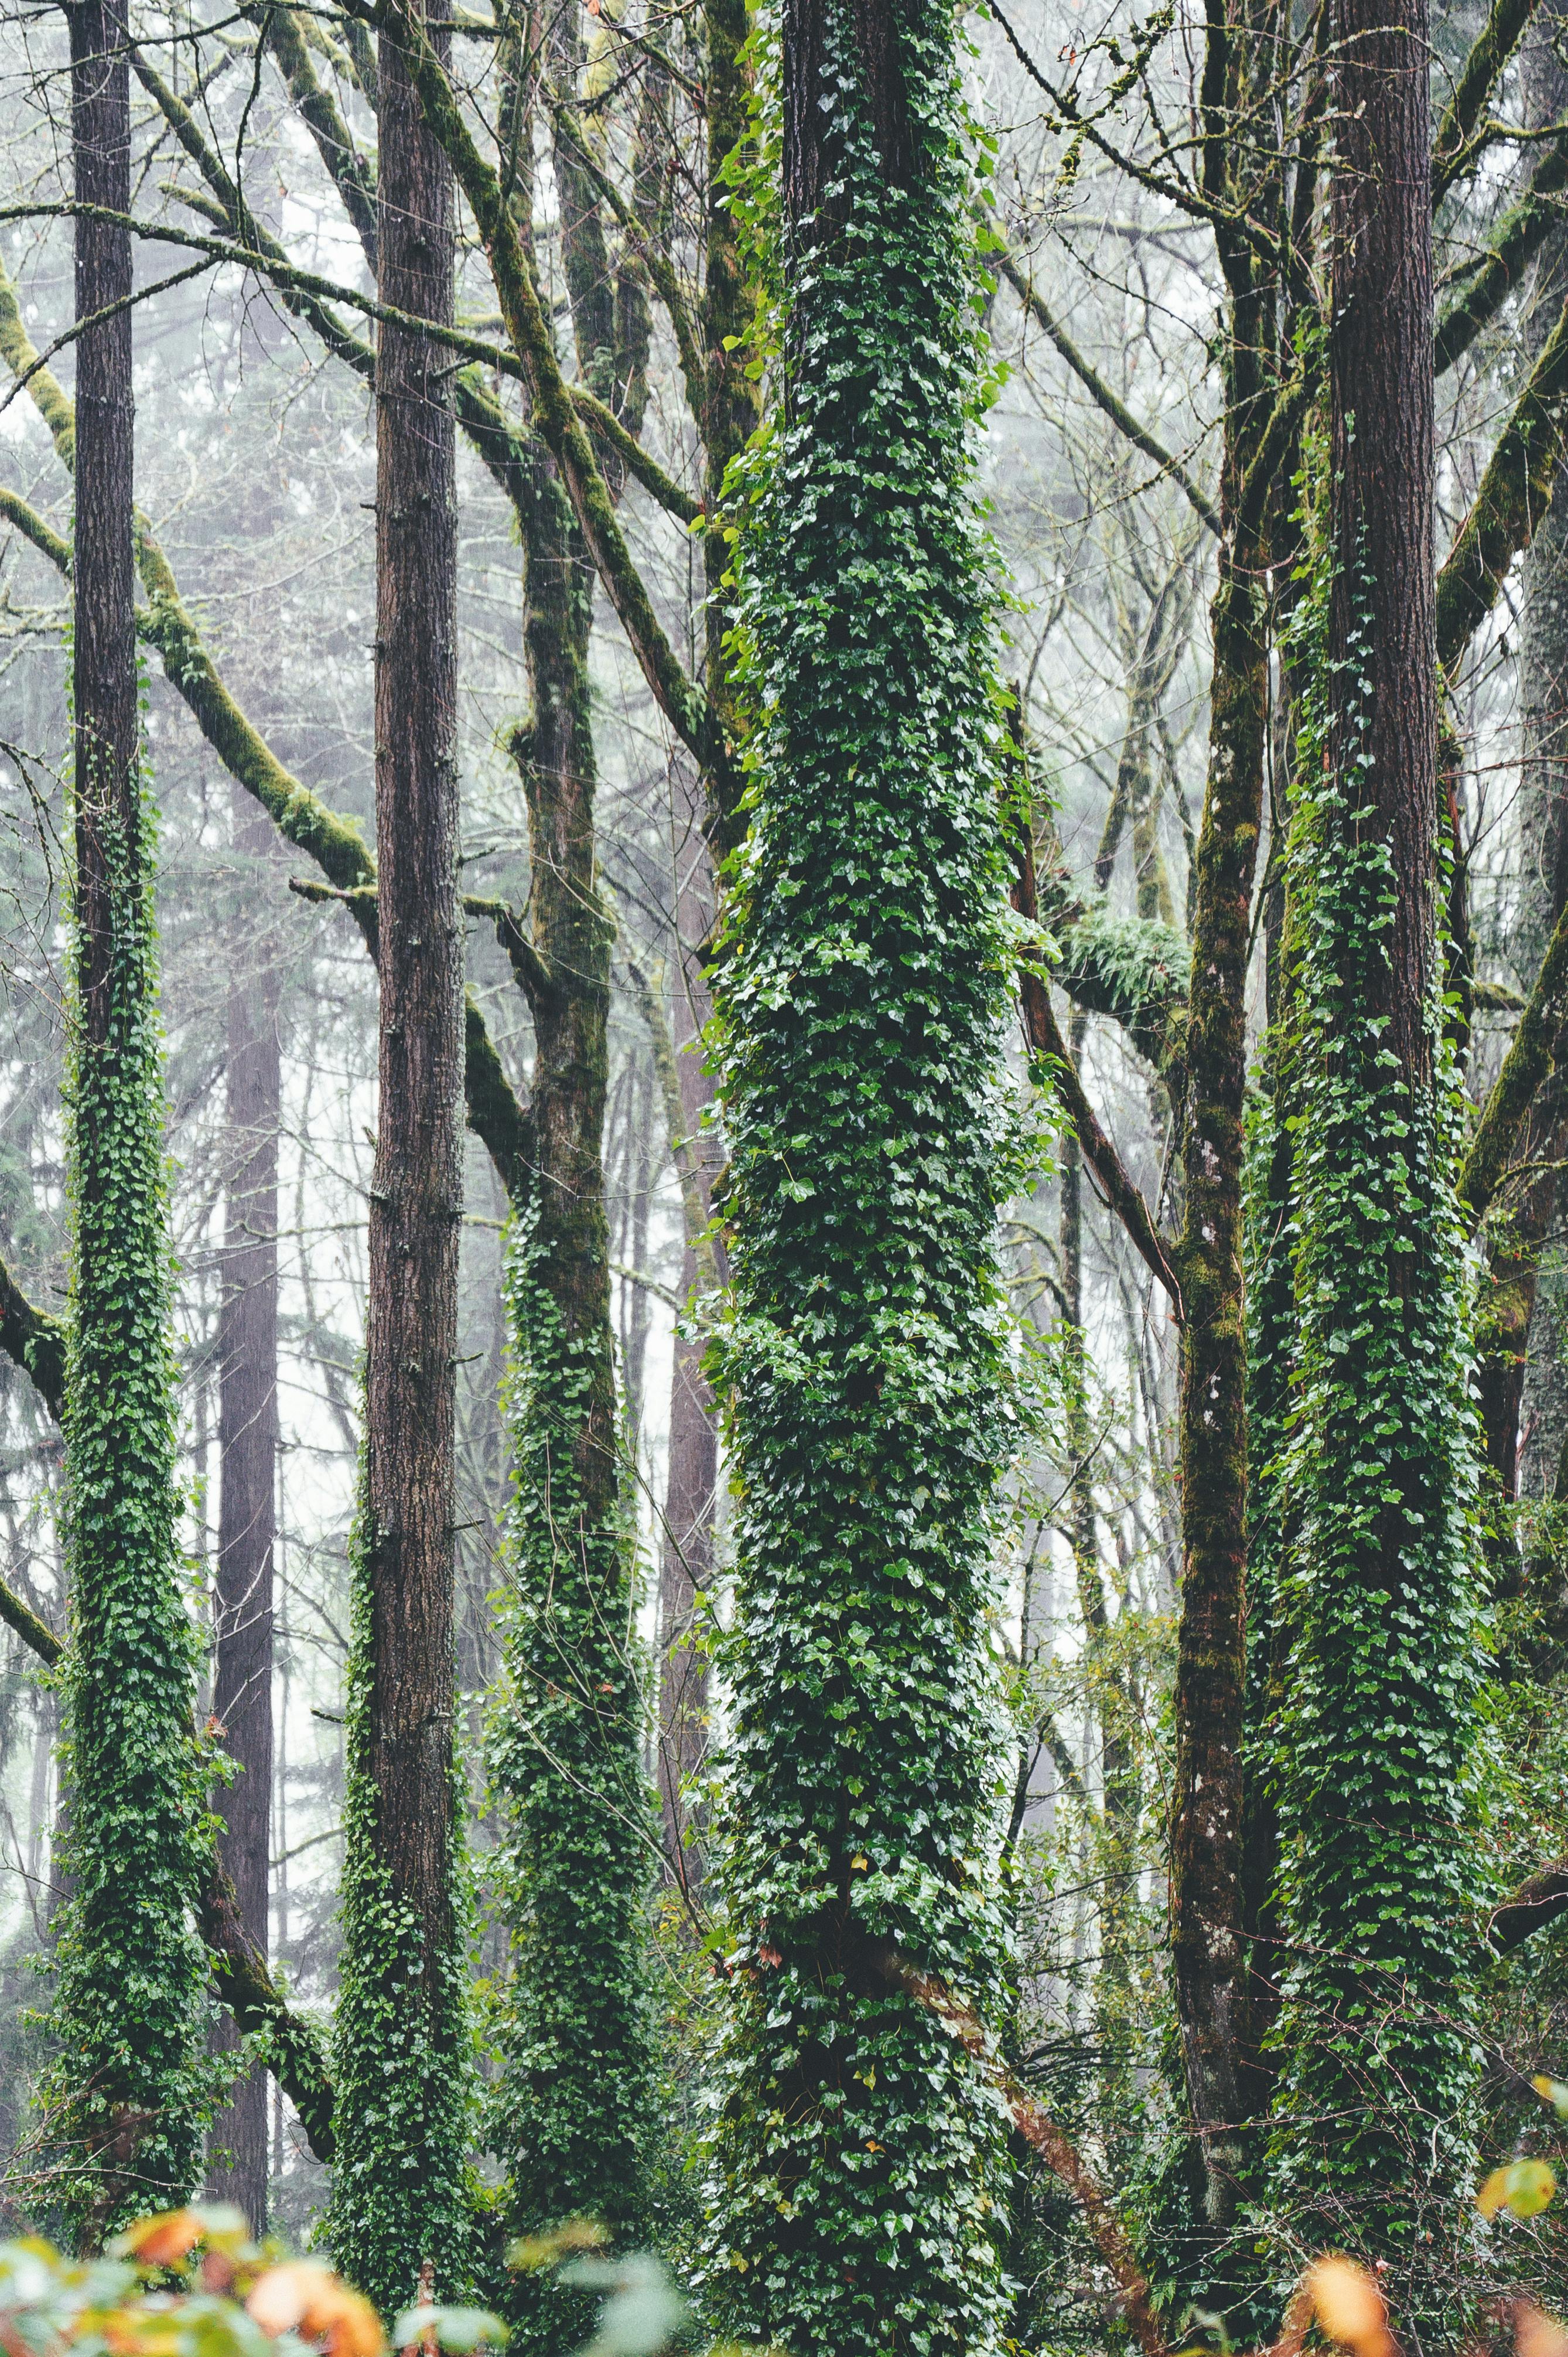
[490,459,659,2312]
[1512,4,1568,1510]
[329,0,470,2299]
[1269,0,1481,2260]
[1169,0,1296,2224]
[366,0,463,2027]
[207,791,282,2235]
[1328,0,1436,1079]
[1170,402,1270,2235]
[656,811,722,1881]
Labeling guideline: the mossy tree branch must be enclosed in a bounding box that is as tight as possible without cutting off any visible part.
[1458,893,1568,1225]
[0,1256,66,1418]
[1012,829,1184,1314]
[1435,128,1568,374]
[0,438,533,1202]
[1437,279,1568,671]
[351,0,737,812]
[1432,0,1542,197]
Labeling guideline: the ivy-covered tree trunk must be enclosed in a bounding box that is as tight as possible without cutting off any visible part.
[701,0,1014,2344]
[207,791,282,2234]
[488,451,658,2336]
[1270,0,1481,2276]
[43,0,211,2244]
[328,6,472,2302]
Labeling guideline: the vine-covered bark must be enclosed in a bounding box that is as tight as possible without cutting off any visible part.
[327,2,473,2301]
[1269,0,1482,2274]
[488,463,659,2335]
[40,0,212,2242]
[700,0,1015,2342]
[477,57,658,2325]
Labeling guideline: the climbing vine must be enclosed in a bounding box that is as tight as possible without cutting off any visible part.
[1266,533,1483,2280]
[698,1,1021,2344]
[36,701,213,2246]
[327,1445,475,2312]
[488,1203,659,2350]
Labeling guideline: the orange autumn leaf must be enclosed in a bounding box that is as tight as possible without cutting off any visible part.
[124,2213,206,2269]
[1518,2307,1568,2357]
[248,2264,385,2357]
[1304,2256,1396,2357]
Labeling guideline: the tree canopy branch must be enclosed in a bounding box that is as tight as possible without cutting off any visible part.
[995,234,1221,537]
[1437,280,1568,673]
[1432,0,1542,199]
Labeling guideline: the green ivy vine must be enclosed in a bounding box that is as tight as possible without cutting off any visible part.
[327,1440,475,2313]
[487,1205,659,2351]
[1265,529,1484,2281]
[697,0,1022,2344]
[37,700,214,2247]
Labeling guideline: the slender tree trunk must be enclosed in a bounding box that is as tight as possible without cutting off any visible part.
[328,0,471,2300]
[657,785,721,1877]
[1326,6,1436,1077]
[1511,5,1568,1525]
[207,792,281,2234]
[490,459,658,2331]
[1167,0,1296,2223]
[44,0,210,2244]
[1170,422,1269,2233]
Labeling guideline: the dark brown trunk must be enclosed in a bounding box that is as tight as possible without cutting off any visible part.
[71,0,135,977]
[365,0,462,2078]
[1327,0,1436,1082]
[207,790,282,2233]
[62,0,132,1979]
[702,0,758,822]
[1169,0,1293,2213]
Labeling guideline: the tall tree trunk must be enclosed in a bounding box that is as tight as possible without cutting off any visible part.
[1509,4,1568,1545]
[1166,0,1310,2231]
[703,0,1014,2341]
[1270,0,1481,2277]
[207,792,282,2235]
[702,0,757,816]
[327,0,472,2301]
[1169,358,1270,2239]
[657,786,722,1880]
[42,0,210,2245]
[490,460,658,2336]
